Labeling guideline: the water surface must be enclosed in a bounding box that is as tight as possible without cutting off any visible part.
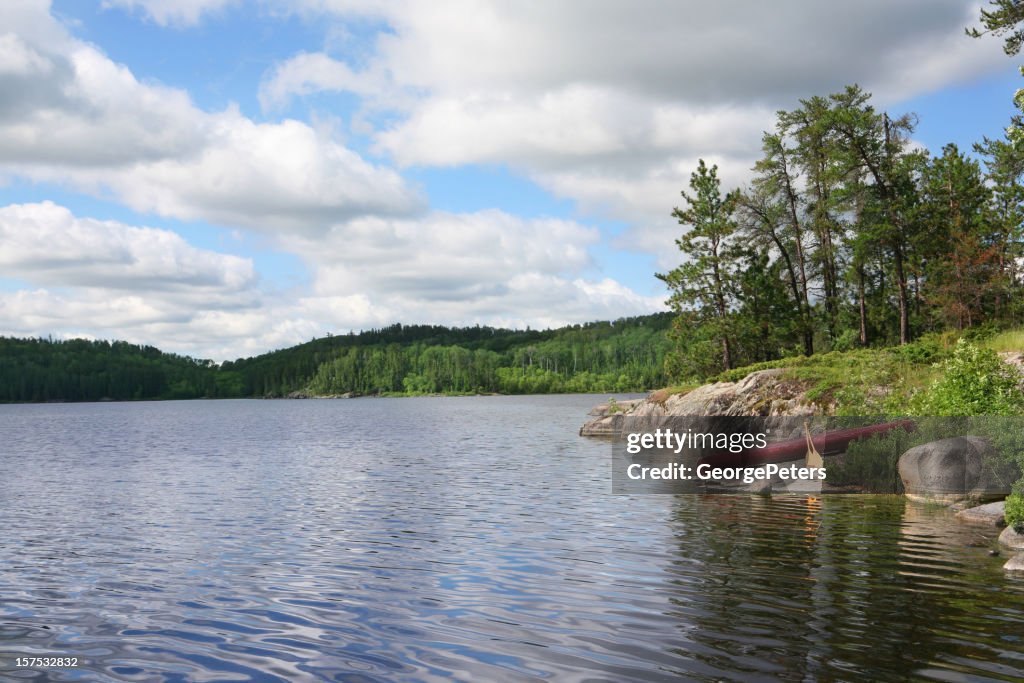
[1,396,1022,681]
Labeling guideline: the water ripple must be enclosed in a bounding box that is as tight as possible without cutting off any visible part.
[0,397,1022,681]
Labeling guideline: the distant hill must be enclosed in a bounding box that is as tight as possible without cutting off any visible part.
[0,313,673,402]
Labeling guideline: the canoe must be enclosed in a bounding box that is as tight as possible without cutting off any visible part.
[698,420,916,468]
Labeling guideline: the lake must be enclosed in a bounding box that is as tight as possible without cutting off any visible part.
[1,396,1022,681]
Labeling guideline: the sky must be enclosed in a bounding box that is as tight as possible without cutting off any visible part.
[0,0,1020,361]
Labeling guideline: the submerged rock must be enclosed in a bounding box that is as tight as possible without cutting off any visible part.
[955,500,1007,527]
[1005,553,1024,572]
[898,437,1018,505]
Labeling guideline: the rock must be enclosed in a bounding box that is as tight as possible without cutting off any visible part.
[955,500,1007,527]
[587,399,644,417]
[999,524,1024,550]
[898,436,1018,505]
[747,478,773,496]
[1005,553,1024,571]
[580,368,815,436]
[579,413,624,437]
[999,352,1024,391]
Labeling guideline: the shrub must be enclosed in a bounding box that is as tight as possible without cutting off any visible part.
[911,339,1024,416]
[828,418,964,492]
[827,427,916,492]
[1006,491,1024,532]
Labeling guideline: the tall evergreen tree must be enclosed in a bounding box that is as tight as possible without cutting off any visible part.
[741,130,814,355]
[916,144,995,329]
[828,85,920,344]
[658,159,742,372]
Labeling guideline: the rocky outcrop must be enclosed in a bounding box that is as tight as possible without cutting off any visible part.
[898,437,1018,505]
[587,399,645,417]
[955,500,1006,527]
[580,369,815,436]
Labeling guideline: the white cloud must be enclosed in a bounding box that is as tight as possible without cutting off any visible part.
[259,52,374,112]
[0,2,421,234]
[290,209,664,328]
[0,201,663,359]
[0,201,289,360]
[0,287,320,361]
[82,113,418,233]
[0,201,255,291]
[271,0,1008,240]
[0,32,52,76]
[303,210,596,293]
[101,0,239,27]
[4,1,1010,359]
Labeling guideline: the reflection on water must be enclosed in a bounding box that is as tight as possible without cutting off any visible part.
[0,397,1022,681]
[667,496,1024,681]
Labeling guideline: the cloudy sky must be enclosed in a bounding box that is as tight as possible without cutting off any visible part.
[0,0,1018,360]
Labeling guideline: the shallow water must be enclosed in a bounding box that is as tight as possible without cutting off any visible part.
[0,396,1022,681]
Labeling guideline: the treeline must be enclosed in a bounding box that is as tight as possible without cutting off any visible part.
[0,337,223,402]
[306,318,671,395]
[660,84,1024,381]
[0,314,672,402]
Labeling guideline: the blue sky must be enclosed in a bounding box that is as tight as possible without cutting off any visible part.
[0,0,1019,359]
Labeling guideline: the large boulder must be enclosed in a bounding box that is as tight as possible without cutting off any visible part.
[955,500,1006,527]
[1000,524,1024,550]
[898,436,1017,505]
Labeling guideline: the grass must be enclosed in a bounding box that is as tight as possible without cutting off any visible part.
[654,327,1024,415]
[647,327,1024,495]
[705,335,955,414]
[983,328,1024,354]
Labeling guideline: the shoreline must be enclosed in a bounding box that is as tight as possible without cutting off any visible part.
[0,390,649,406]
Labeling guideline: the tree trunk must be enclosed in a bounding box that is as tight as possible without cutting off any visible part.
[858,263,868,346]
[893,242,910,344]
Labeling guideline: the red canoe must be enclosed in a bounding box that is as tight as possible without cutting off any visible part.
[698,420,916,468]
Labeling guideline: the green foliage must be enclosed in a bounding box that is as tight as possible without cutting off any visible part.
[661,83,1024,385]
[910,339,1024,416]
[969,0,1024,55]
[1006,491,1024,531]
[828,418,966,492]
[712,357,794,383]
[0,337,221,402]
[657,159,745,374]
[304,315,672,396]
[983,328,1024,353]
[829,426,914,493]
[0,314,675,402]
[706,338,947,414]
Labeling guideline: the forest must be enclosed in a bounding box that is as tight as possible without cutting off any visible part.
[658,80,1024,380]
[0,314,672,402]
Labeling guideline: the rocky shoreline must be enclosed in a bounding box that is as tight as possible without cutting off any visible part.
[580,368,814,436]
[580,376,1024,572]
